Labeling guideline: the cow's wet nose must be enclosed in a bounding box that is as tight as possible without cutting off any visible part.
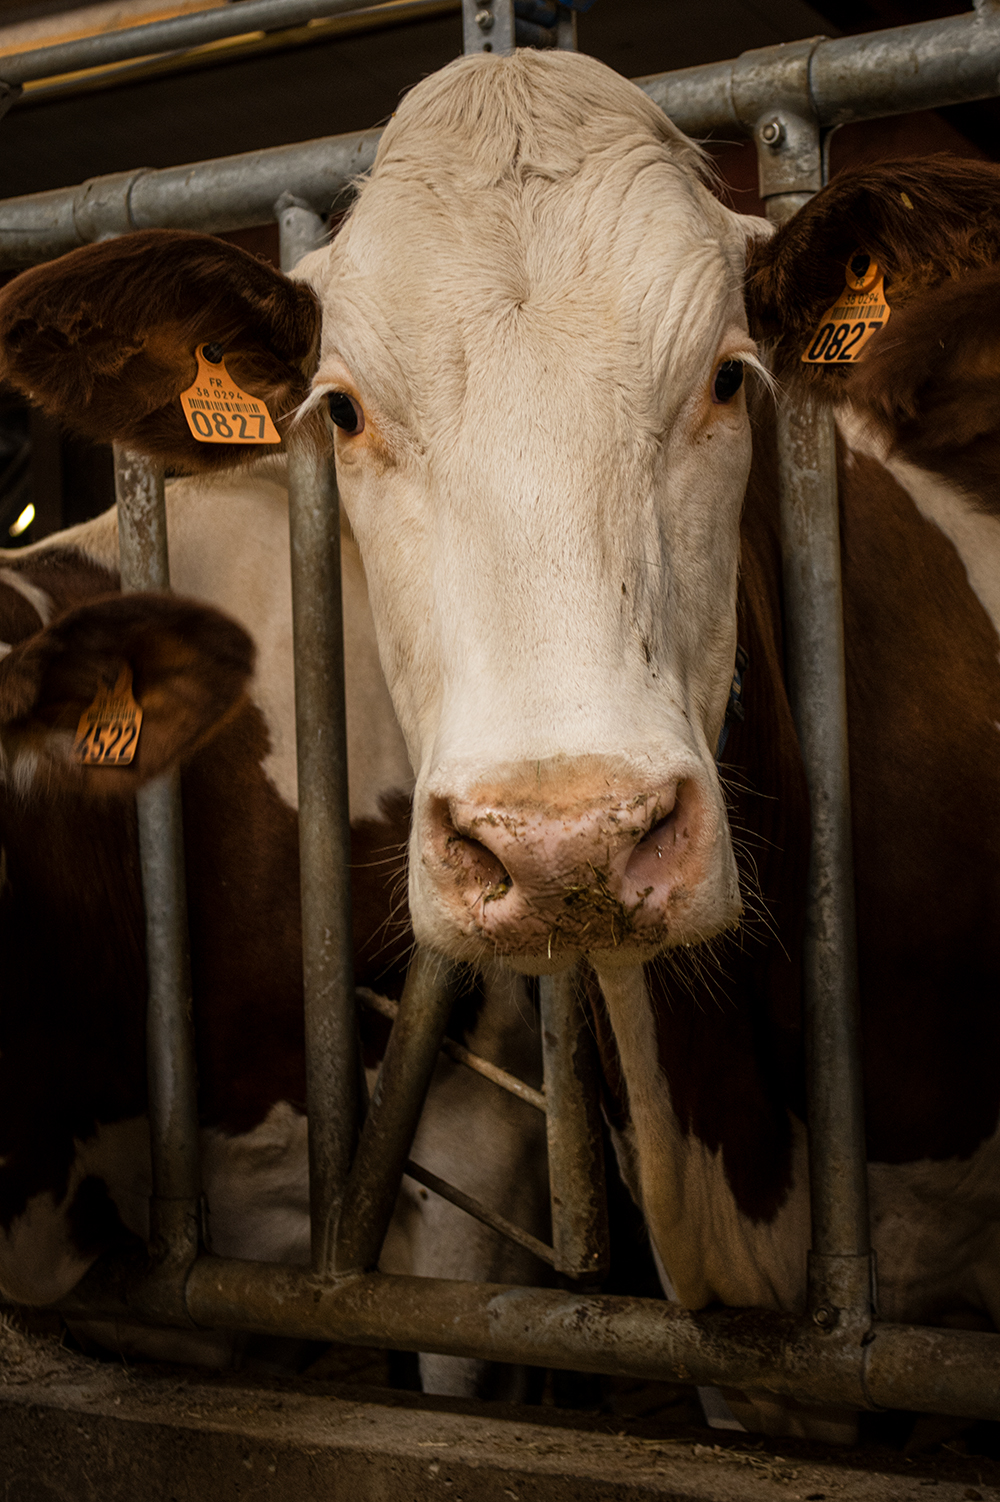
[425,779,706,957]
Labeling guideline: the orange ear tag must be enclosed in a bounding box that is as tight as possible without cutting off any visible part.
[74,664,143,766]
[801,253,892,365]
[179,345,281,445]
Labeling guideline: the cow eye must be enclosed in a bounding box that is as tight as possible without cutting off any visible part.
[327,391,364,434]
[712,361,745,404]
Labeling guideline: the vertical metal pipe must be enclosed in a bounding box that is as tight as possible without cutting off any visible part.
[554,4,577,49]
[286,441,358,1275]
[334,948,458,1272]
[539,965,609,1282]
[766,178,873,1328]
[114,445,200,1271]
[275,193,327,274]
[279,203,360,1276]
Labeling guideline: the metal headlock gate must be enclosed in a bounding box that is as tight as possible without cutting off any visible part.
[2,0,1000,1423]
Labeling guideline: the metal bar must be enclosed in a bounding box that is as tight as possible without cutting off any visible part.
[755,93,873,1332]
[285,431,358,1276]
[538,967,609,1282]
[359,987,547,1113]
[57,1258,1000,1421]
[334,948,457,1272]
[3,11,1000,264]
[554,4,577,50]
[0,128,379,268]
[775,389,873,1326]
[403,1160,557,1267]
[276,194,328,273]
[462,0,513,54]
[0,0,424,88]
[114,447,200,1286]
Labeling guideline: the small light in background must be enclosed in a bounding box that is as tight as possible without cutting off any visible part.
[9,503,34,538]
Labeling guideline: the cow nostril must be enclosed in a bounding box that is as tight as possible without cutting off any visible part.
[637,811,679,861]
[435,800,514,898]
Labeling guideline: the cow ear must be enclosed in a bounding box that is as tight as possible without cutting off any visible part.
[0,592,255,798]
[745,157,1000,389]
[843,267,1000,511]
[0,229,323,472]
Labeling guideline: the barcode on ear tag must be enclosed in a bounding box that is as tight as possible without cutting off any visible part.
[179,345,281,444]
[74,664,143,766]
[802,252,892,365]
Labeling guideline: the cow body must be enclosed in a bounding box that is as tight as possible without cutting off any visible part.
[2,48,1000,1434]
[0,472,549,1382]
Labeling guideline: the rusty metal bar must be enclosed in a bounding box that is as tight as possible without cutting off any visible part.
[539,967,609,1283]
[114,446,200,1285]
[285,430,359,1277]
[359,987,547,1113]
[56,1258,1000,1422]
[403,1160,557,1268]
[334,949,458,1272]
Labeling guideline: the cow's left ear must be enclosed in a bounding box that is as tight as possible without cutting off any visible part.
[0,229,322,472]
[0,593,254,798]
[745,156,1000,388]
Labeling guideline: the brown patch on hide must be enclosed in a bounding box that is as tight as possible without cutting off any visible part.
[843,268,1000,514]
[839,442,1000,1164]
[0,230,322,472]
[746,157,1000,391]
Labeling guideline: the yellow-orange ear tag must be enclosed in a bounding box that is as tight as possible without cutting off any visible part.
[179,344,281,445]
[801,253,892,365]
[74,664,143,766]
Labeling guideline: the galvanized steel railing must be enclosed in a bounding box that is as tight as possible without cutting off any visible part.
[6,0,1000,1422]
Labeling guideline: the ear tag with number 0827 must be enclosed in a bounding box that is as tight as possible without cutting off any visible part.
[74,664,143,766]
[802,253,892,365]
[179,344,281,445]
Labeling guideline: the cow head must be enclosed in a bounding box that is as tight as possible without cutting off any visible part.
[6,54,1000,974]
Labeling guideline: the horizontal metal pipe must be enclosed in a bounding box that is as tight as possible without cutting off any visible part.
[0,128,379,266]
[359,987,547,1113]
[57,1258,1000,1421]
[2,10,998,265]
[0,0,412,87]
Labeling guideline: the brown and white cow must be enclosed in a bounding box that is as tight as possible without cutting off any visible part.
[0,471,549,1388]
[3,47,1000,1432]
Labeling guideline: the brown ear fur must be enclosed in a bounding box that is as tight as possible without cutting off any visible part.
[842,268,1000,513]
[0,592,255,797]
[0,230,322,472]
[746,156,1000,392]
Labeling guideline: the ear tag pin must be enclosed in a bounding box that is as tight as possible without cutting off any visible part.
[802,252,892,365]
[74,664,143,766]
[179,344,281,445]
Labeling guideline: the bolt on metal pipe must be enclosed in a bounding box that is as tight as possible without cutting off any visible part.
[114,446,201,1282]
[539,966,609,1282]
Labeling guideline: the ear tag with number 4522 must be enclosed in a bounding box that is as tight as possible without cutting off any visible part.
[802,252,892,365]
[179,344,281,445]
[74,664,143,766]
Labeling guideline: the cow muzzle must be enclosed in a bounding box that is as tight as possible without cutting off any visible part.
[419,767,730,967]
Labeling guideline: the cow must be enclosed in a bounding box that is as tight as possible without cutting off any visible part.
[0,475,549,1389]
[2,46,1000,1436]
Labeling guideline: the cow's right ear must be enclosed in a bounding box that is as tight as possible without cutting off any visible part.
[0,229,322,471]
[0,592,255,799]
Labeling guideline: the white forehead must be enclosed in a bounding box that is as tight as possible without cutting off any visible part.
[301,50,761,429]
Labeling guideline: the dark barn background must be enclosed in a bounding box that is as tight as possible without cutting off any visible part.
[0,0,994,546]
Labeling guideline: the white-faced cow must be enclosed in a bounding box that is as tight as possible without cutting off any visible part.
[2,47,1000,1434]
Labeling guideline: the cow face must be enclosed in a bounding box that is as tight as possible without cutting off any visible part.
[0,51,768,972]
[298,52,765,969]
